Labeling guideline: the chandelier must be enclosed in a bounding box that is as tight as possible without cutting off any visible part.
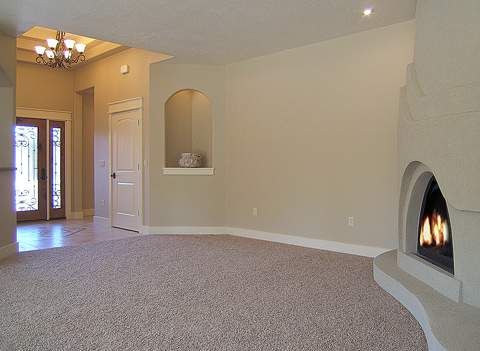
[34,31,86,68]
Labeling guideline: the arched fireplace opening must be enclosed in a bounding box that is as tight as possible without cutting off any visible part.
[417,176,454,274]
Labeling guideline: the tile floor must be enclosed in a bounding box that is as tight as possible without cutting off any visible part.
[16,216,143,252]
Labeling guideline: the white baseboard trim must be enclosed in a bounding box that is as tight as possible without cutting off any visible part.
[0,242,19,259]
[228,227,388,258]
[93,216,110,227]
[83,208,95,216]
[142,226,227,235]
[142,225,387,258]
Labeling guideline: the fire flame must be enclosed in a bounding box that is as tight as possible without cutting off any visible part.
[420,212,449,247]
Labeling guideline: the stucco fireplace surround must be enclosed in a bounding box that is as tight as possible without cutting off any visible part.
[374,53,480,351]
[395,61,480,305]
[373,3,480,350]
[374,61,480,350]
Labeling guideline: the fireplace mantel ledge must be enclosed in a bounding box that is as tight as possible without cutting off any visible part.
[374,250,480,351]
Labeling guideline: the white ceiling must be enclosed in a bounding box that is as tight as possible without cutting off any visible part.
[0,0,416,65]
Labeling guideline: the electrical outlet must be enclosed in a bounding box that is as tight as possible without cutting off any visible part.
[253,208,258,216]
[101,200,105,207]
[348,217,354,227]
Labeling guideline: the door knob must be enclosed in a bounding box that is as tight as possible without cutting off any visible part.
[110,172,116,179]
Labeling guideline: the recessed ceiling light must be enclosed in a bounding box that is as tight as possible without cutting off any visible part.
[363,8,373,15]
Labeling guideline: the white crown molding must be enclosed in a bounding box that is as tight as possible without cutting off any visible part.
[108,96,143,114]
[16,107,72,121]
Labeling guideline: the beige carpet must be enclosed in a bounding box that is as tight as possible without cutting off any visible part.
[0,235,427,350]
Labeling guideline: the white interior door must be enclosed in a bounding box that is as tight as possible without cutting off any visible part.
[110,107,142,231]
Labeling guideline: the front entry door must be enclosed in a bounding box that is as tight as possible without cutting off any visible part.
[15,118,66,221]
[111,108,142,231]
[15,118,47,221]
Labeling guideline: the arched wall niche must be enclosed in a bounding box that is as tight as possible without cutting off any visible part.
[164,89,213,168]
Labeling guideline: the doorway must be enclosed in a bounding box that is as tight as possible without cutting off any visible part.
[109,97,143,232]
[15,117,66,221]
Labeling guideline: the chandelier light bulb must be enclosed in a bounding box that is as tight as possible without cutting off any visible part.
[46,38,58,49]
[35,46,46,55]
[64,50,72,59]
[64,39,76,50]
[75,43,86,54]
[45,50,55,59]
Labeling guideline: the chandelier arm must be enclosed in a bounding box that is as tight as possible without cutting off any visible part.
[35,56,47,65]
[71,54,86,64]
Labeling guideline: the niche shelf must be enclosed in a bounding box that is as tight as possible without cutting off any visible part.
[162,168,214,176]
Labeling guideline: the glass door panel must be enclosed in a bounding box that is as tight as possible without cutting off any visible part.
[15,125,39,211]
[49,121,65,219]
[15,118,47,221]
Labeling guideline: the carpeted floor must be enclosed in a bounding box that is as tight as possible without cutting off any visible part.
[0,235,427,350]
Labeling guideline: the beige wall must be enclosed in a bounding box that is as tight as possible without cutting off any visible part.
[0,30,17,252]
[225,20,416,250]
[81,90,94,212]
[16,62,73,111]
[73,48,170,221]
[149,64,227,227]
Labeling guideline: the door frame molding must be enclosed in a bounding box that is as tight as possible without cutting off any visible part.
[16,107,73,220]
[108,97,143,230]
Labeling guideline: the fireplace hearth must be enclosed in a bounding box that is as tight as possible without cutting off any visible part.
[417,177,453,274]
